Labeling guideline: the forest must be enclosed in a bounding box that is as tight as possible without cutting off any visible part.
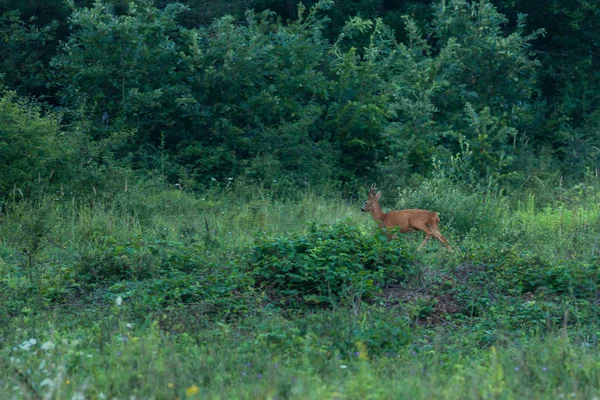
[1,0,600,398]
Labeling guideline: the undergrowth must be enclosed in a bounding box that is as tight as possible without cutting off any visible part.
[2,176,600,398]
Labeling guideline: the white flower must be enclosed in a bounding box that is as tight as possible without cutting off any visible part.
[40,378,54,388]
[19,338,37,351]
[71,392,85,400]
[41,341,55,351]
[126,323,133,329]
[115,296,123,306]
[340,365,347,369]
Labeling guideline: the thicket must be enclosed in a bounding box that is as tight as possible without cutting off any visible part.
[1,0,598,193]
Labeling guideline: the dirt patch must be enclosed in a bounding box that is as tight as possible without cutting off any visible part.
[451,262,487,283]
[377,285,462,326]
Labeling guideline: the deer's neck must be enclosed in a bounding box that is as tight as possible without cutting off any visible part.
[370,203,386,225]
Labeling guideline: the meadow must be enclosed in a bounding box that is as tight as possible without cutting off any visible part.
[1,0,599,397]
[2,174,600,399]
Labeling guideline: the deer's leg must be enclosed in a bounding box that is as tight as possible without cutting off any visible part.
[412,222,434,250]
[432,228,453,252]
[417,234,431,250]
[414,222,452,252]
[382,228,398,241]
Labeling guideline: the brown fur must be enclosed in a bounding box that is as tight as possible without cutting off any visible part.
[361,184,452,252]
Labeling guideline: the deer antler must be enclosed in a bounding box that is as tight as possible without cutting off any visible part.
[369,183,377,195]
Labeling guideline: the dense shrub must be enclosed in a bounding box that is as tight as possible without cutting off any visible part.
[0,92,70,194]
[254,309,412,356]
[249,221,414,307]
[75,236,253,315]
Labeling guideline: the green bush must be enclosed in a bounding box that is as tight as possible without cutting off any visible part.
[76,236,160,285]
[249,221,414,307]
[75,235,253,316]
[254,309,411,357]
[489,249,600,297]
[0,92,70,194]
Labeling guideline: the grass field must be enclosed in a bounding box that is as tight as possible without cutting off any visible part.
[2,176,600,399]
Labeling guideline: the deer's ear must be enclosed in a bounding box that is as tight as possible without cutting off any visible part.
[375,191,382,200]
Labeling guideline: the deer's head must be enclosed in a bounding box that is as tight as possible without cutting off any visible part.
[361,184,382,212]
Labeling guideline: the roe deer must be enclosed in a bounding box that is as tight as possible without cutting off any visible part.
[361,184,452,251]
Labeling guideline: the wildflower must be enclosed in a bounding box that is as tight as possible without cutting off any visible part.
[41,341,55,351]
[19,338,37,351]
[116,351,123,357]
[579,363,583,368]
[126,323,133,329]
[273,363,279,368]
[241,371,246,376]
[355,342,369,360]
[340,365,347,369]
[40,378,54,387]
[542,367,547,371]
[168,383,174,388]
[65,379,71,385]
[515,367,519,371]
[257,373,262,379]
[115,296,123,306]
[186,385,200,397]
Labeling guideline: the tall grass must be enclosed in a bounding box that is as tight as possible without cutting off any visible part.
[2,311,600,399]
[0,186,362,252]
[3,177,600,398]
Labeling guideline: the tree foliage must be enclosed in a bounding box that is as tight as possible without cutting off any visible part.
[0,92,66,193]
[0,0,597,191]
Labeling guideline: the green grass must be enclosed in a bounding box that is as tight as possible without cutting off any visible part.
[2,313,600,399]
[3,178,600,399]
